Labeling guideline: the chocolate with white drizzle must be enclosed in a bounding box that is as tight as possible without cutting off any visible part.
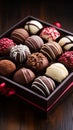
[58,35,73,50]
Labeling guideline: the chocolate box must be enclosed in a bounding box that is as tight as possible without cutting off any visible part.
[0,16,73,113]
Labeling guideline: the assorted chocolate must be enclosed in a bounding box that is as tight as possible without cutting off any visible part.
[0,59,16,77]
[24,20,43,34]
[0,19,73,98]
[11,28,29,44]
[40,27,60,41]
[10,44,31,64]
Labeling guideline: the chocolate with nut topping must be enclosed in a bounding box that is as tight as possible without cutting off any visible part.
[26,52,49,73]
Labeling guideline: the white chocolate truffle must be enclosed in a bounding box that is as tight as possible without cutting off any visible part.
[45,63,69,82]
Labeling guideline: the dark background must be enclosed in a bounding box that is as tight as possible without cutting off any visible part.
[0,1,73,130]
[0,0,73,34]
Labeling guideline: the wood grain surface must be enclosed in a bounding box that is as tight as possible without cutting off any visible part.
[0,1,73,130]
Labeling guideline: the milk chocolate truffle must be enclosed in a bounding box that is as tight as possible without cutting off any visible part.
[10,44,31,64]
[24,35,44,52]
[58,51,73,71]
[58,35,73,50]
[40,41,63,61]
[45,63,69,82]
[31,76,56,97]
[0,59,16,77]
[13,67,36,86]
[26,52,49,73]
[40,27,60,41]
[0,38,16,56]
[24,20,43,34]
[11,28,29,44]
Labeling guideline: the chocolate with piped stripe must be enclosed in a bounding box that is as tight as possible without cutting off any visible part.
[24,35,44,52]
[40,41,63,61]
[31,76,56,97]
[13,67,36,86]
[11,28,29,44]
[24,20,43,34]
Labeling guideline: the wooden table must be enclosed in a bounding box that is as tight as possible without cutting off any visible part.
[0,1,73,130]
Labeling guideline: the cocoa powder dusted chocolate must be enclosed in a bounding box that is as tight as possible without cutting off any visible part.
[0,59,16,77]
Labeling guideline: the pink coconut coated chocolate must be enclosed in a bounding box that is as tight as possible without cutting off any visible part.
[58,51,73,71]
[40,27,60,41]
[0,38,16,56]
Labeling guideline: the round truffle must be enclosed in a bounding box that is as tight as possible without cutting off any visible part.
[0,38,16,56]
[58,35,73,51]
[11,28,29,44]
[24,20,43,34]
[0,59,16,77]
[24,35,44,52]
[40,41,63,61]
[26,52,49,73]
[10,44,31,64]
[58,51,73,71]
[40,27,60,41]
[13,67,36,86]
[31,76,56,97]
[45,63,69,82]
